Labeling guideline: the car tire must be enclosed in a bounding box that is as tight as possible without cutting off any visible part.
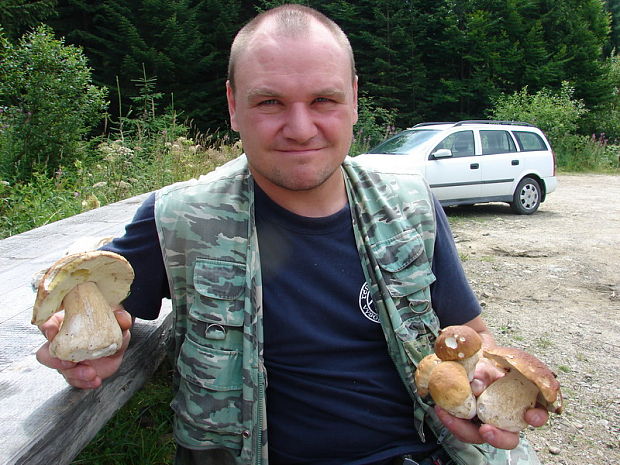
[510,177,541,215]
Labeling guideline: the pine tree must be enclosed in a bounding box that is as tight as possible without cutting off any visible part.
[0,0,57,39]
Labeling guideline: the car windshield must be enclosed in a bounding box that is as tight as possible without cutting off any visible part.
[368,129,440,154]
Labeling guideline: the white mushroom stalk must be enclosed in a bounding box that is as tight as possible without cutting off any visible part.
[32,251,134,362]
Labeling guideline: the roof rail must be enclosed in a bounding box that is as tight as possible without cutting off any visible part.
[453,120,534,127]
[412,122,456,128]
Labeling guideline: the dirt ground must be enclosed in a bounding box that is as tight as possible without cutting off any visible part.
[444,174,620,465]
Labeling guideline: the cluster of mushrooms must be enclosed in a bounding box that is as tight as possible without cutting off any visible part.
[31,250,134,362]
[415,325,563,432]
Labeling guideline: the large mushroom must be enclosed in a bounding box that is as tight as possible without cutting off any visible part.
[476,346,564,432]
[427,361,477,419]
[32,250,134,362]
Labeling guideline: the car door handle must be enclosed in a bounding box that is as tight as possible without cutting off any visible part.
[512,159,519,165]
[470,163,479,169]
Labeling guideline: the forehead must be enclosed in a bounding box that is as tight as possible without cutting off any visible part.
[234,23,353,94]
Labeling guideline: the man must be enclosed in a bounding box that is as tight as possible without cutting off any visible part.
[37,4,548,464]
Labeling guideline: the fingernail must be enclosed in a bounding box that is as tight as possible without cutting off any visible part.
[60,361,75,369]
[471,379,485,395]
[481,430,494,443]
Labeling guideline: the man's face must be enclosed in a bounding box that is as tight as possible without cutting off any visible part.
[227,24,358,194]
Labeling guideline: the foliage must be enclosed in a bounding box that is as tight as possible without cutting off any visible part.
[71,359,176,465]
[0,26,107,181]
[553,133,620,172]
[489,82,587,145]
[350,94,397,155]
[0,0,57,39]
[586,54,620,141]
[0,123,240,239]
[42,0,613,132]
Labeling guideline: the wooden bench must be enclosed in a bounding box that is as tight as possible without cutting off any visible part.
[0,193,173,465]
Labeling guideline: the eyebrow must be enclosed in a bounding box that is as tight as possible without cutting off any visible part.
[245,87,346,102]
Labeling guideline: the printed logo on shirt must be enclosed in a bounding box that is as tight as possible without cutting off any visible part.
[358,282,379,323]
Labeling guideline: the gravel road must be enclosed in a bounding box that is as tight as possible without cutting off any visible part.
[445,174,620,465]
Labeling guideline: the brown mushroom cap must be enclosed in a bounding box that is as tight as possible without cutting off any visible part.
[428,361,477,419]
[32,250,134,325]
[434,325,482,361]
[414,353,442,397]
[483,346,563,414]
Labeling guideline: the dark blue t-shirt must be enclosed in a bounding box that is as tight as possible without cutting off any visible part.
[104,185,481,464]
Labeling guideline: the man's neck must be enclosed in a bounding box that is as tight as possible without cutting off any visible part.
[252,170,348,218]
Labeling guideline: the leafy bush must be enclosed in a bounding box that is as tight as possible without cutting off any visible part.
[489,82,587,146]
[553,133,620,172]
[350,94,397,155]
[0,26,107,181]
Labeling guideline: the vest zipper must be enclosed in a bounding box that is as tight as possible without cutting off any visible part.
[256,368,266,464]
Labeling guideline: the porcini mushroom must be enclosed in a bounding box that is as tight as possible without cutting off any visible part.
[414,353,442,397]
[32,250,134,362]
[427,361,477,419]
[476,346,563,432]
[434,325,482,381]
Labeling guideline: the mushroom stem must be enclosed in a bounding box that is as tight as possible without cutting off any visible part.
[49,281,123,362]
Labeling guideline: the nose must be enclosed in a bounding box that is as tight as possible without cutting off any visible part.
[282,104,318,143]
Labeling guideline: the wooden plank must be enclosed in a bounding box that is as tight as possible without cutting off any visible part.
[0,192,174,465]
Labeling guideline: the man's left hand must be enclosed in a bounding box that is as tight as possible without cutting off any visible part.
[435,356,549,449]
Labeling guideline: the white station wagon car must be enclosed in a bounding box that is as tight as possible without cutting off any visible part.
[357,120,557,214]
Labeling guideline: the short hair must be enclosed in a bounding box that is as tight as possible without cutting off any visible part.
[228,4,356,91]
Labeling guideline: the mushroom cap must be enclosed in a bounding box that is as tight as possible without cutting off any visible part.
[434,325,482,361]
[428,361,477,419]
[32,250,134,325]
[414,353,442,397]
[483,346,563,414]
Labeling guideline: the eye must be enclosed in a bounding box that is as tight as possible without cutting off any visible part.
[258,99,279,106]
[314,97,333,103]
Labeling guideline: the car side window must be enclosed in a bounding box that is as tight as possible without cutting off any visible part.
[512,131,548,151]
[480,130,517,155]
[432,130,475,158]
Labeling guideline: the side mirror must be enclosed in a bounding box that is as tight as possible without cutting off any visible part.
[432,148,453,159]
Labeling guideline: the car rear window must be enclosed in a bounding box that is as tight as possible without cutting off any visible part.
[480,130,517,155]
[368,129,440,154]
[512,131,548,151]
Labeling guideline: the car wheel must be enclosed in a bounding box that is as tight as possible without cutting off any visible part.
[510,177,541,215]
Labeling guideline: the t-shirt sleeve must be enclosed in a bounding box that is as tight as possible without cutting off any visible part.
[430,196,481,326]
[101,192,169,320]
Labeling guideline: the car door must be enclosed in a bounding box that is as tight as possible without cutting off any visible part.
[424,130,482,202]
[478,129,521,199]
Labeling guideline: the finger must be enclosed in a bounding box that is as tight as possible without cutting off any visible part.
[478,424,520,450]
[473,357,503,385]
[525,407,548,427]
[38,312,64,341]
[113,307,133,331]
[435,406,484,444]
[61,363,102,389]
[35,342,77,370]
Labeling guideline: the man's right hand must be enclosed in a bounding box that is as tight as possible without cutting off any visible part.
[35,308,132,389]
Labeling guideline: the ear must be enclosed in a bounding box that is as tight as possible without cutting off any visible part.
[226,80,239,132]
[352,75,359,125]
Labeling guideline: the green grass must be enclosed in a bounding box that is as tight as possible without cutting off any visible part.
[71,359,176,465]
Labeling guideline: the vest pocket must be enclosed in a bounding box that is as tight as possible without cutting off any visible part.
[189,258,245,351]
[172,336,244,435]
[370,229,436,298]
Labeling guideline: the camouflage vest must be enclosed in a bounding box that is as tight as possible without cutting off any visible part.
[155,155,540,465]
